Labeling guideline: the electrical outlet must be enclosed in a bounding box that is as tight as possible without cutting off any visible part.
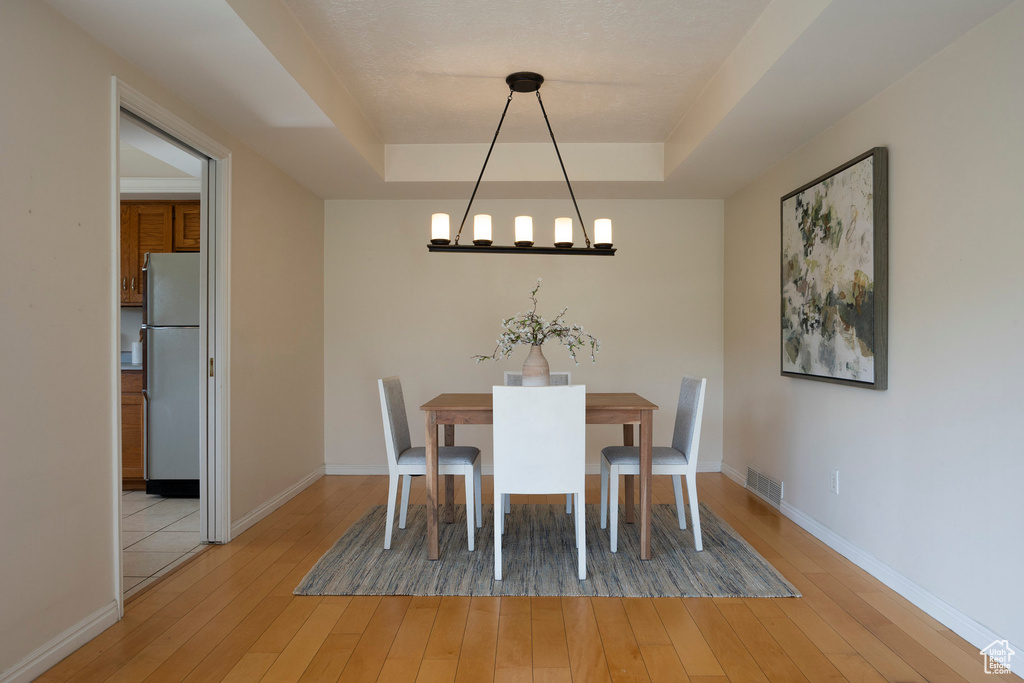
[830,470,840,495]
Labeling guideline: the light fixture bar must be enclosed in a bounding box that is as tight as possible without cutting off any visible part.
[428,244,615,255]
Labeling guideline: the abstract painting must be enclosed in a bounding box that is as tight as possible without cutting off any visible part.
[781,148,887,389]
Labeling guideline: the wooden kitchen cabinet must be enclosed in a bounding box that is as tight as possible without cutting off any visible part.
[119,201,200,305]
[174,201,201,251]
[121,370,145,490]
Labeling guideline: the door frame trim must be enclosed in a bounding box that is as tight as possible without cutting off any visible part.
[111,78,233,617]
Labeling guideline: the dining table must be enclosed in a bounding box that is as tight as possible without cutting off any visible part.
[420,392,658,561]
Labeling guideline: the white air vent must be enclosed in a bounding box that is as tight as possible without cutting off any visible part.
[746,466,783,507]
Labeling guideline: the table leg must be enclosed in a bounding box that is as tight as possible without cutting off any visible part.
[426,411,439,560]
[640,409,653,560]
[444,425,455,523]
[623,424,635,524]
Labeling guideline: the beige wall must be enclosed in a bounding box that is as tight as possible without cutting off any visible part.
[0,1,323,673]
[723,1,1024,650]
[228,153,324,521]
[324,199,724,472]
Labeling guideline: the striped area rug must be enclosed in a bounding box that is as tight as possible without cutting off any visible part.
[295,503,799,598]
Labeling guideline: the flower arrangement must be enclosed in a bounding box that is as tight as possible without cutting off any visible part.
[473,278,600,365]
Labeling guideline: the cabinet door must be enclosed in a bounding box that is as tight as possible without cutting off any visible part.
[173,201,201,252]
[132,203,174,304]
[121,387,145,489]
[120,204,136,305]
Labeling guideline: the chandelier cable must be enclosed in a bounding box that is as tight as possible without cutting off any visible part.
[454,83,593,248]
[454,90,514,245]
[535,91,591,248]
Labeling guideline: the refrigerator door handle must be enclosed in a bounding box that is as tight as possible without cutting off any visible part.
[141,325,200,330]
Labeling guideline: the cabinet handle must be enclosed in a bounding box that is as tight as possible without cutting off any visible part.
[131,277,136,291]
[122,277,127,291]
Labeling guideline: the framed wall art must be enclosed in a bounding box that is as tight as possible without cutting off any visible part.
[781,147,887,389]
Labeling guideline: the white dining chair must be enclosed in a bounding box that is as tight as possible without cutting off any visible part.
[501,371,574,515]
[378,377,482,551]
[600,376,707,552]
[493,385,587,580]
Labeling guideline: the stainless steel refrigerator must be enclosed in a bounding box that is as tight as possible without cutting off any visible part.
[142,252,201,497]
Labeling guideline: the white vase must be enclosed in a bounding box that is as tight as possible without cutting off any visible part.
[522,344,550,386]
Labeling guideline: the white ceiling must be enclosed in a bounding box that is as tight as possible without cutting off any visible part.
[47,0,1011,200]
[119,145,189,179]
[282,0,771,144]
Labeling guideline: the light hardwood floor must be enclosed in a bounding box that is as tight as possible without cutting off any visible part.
[39,473,1018,682]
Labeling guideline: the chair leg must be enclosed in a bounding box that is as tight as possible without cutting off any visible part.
[566,493,572,514]
[599,457,609,529]
[609,466,619,553]
[576,492,586,580]
[672,474,686,530]
[399,474,412,529]
[494,488,503,580]
[474,463,483,528]
[384,474,399,549]
[687,475,703,551]
[574,494,580,549]
[464,468,475,552]
[500,494,506,535]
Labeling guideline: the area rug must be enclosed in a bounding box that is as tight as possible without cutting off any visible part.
[295,503,799,598]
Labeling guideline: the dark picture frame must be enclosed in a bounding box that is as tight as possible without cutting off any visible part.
[780,147,887,390]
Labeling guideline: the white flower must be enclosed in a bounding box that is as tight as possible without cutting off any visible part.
[472,279,601,365]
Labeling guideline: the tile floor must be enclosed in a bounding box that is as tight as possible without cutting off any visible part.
[121,490,204,598]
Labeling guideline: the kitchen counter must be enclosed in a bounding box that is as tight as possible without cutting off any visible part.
[121,352,143,372]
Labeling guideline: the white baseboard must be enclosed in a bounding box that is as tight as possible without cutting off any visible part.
[721,460,746,486]
[0,601,118,683]
[230,465,325,538]
[720,460,1018,671]
[325,464,389,475]
[326,462,723,476]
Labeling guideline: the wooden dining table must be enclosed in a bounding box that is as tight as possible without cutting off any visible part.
[420,392,658,561]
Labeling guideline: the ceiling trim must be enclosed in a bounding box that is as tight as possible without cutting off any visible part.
[385,143,664,183]
[120,177,203,193]
[225,0,385,177]
[664,0,832,177]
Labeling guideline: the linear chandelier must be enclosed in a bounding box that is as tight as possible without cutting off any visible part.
[428,72,614,255]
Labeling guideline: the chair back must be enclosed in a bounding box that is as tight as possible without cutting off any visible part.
[378,377,411,474]
[493,385,586,495]
[503,371,571,386]
[670,376,707,469]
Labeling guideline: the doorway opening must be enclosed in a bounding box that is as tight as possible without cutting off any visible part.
[114,80,231,611]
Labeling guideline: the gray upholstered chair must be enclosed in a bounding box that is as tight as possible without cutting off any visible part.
[378,377,483,550]
[600,376,707,552]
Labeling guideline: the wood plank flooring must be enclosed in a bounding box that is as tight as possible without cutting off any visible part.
[40,473,1017,682]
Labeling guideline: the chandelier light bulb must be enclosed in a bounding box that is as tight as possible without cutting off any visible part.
[473,214,492,245]
[554,217,573,248]
[594,218,613,248]
[431,213,451,245]
[514,216,534,247]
